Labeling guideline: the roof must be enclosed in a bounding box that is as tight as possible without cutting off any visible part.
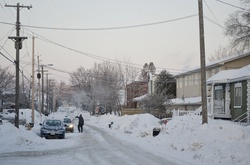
[206,64,250,84]
[174,52,250,77]
[168,96,201,105]
[133,94,147,101]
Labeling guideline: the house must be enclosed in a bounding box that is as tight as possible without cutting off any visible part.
[126,81,148,108]
[175,52,250,99]
[173,52,250,109]
[206,65,250,122]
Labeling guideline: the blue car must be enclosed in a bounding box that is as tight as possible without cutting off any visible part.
[40,119,65,139]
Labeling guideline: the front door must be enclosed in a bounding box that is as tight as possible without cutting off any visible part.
[214,85,224,114]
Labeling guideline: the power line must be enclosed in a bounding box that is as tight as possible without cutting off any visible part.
[204,0,223,28]
[0,51,15,64]
[0,14,197,31]
[23,29,186,74]
[215,0,247,11]
[0,51,31,84]
[0,26,15,42]
[0,3,15,21]
[204,15,224,29]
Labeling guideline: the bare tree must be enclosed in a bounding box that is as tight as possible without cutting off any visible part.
[225,0,250,52]
[91,62,121,115]
[116,58,139,108]
[0,66,14,111]
[55,81,71,108]
[208,46,234,62]
[70,62,123,115]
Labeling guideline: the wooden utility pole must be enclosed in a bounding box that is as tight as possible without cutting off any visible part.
[31,36,35,123]
[37,56,41,116]
[5,3,32,128]
[42,66,44,114]
[198,0,208,124]
[46,73,52,113]
[41,64,52,115]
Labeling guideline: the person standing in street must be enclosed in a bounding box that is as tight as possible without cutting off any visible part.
[75,114,84,133]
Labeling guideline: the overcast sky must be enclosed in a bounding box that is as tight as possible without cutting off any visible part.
[0,0,240,83]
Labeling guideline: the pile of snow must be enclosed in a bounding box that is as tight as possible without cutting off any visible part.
[0,108,250,165]
[87,113,250,165]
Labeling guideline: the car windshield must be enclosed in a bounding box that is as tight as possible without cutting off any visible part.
[44,120,62,126]
[63,118,71,123]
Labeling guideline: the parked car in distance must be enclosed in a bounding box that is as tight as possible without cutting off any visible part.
[63,117,74,133]
[40,119,65,139]
[159,118,172,125]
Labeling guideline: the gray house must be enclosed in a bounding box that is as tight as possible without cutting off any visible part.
[206,65,250,124]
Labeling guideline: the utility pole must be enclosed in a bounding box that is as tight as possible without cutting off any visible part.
[53,86,56,113]
[42,65,44,115]
[47,73,49,114]
[5,3,32,128]
[41,64,52,115]
[22,70,24,94]
[37,56,41,116]
[198,0,208,124]
[46,73,52,113]
[31,36,35,123]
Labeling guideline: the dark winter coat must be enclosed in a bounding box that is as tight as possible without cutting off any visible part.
[76,115,84,126]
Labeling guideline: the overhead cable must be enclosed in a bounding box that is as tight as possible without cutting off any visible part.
[0,51,14,64]
[23,29,186,73]
[0,14,197,31]
[215,0,247,11]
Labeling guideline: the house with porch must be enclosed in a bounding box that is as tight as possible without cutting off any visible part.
[172,52,250,110]
[206,65,250,124]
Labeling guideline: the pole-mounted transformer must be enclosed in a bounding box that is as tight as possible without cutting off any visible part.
[37,73,41,79]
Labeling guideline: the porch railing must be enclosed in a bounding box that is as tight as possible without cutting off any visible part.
[232,112,249,126]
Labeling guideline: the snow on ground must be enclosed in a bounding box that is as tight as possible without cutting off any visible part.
[0,107,250,165]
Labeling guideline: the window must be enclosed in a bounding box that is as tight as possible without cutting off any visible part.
[185,76,188,86]
[234,83,242,107]
[214,86,223,100]
[179,78,182,88]
[195,73,199,85]
[189,75,193,86]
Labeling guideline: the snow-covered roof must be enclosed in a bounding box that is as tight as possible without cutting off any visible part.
[133,94,147,101]
[175,52,250,77]
[207,64,250,84]
[168,96,201,105]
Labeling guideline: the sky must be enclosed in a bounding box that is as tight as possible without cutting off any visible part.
[0,0,241,83]
[0,107,250,165]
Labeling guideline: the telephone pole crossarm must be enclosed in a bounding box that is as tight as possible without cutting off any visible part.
[5,4,32,9]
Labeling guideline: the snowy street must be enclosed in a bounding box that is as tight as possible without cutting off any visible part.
[0,108,250,165]
[0,123,179,165]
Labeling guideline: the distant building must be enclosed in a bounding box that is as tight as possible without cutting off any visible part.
[126,81,148,108]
